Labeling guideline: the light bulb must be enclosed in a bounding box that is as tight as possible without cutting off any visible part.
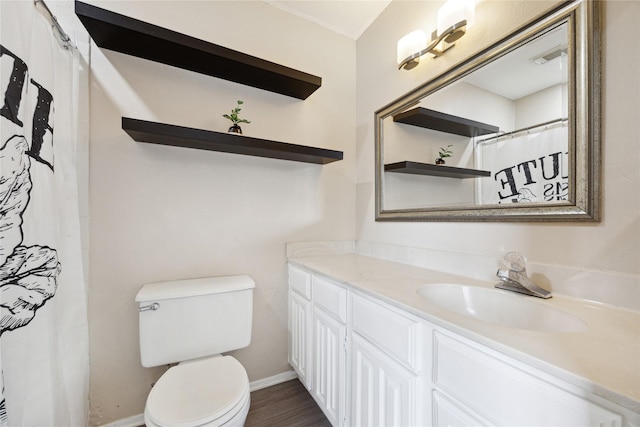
[397,30,427,67]
[437,0,475,38]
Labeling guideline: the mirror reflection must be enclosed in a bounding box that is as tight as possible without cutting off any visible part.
[383,21,569,211]
[376,0,601,221]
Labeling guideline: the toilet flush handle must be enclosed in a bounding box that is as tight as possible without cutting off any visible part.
[139,302,160,312]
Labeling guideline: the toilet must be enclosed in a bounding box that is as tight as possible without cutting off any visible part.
[136,275,255,427]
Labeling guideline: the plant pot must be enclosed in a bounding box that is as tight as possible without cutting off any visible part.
[228,124,243,134]
[435,158,445,165]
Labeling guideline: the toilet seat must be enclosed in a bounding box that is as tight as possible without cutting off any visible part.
[145,356,250,427]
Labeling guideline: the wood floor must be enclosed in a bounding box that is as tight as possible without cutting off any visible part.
[245,379,332,427]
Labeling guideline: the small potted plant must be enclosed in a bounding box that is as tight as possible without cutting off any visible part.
[223,100,251,134]
[435,145,453,164]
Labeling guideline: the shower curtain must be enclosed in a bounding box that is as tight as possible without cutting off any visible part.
[0,1,89,426]
[476,124,568,205]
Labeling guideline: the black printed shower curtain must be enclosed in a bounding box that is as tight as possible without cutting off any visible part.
[0,1,89,425]
[477,124,569,204]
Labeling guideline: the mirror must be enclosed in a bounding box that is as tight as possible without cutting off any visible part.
[375,0,600,222]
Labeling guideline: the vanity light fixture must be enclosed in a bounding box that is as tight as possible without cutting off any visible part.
[397,0,475,70]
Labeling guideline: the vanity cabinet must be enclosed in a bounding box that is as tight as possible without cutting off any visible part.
[288,266,348,425]
[288,265,312,390]
[350,335,420,426]
[312,308,345,425]
[350,293,423,426]
[288,263,634,427]
[311,275,347,426]
[288,265,422,426]
[430,329,623,427]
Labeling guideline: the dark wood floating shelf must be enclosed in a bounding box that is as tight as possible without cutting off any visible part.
[122,118,343,165]
[75,1,321,100]
[393,107,499,137]
[385,161,490,179]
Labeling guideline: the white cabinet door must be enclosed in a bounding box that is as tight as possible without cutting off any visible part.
[289,290,312,390]
[313,306,346,427]
[350,333,419,427]
[432,390,494,427]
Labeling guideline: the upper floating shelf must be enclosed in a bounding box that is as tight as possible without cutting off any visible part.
[393,107,499,137]
[75,1,322,100]
[122,118,343,165]
[385,161,490,179]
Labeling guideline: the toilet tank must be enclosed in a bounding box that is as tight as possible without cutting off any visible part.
[136,275,254,367]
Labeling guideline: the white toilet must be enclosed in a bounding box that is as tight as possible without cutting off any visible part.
[136,275,255,427]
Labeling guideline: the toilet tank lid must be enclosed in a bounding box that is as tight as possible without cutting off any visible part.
[135,275,255,302]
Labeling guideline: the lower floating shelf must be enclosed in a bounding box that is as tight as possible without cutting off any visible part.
[385,161,490,179]
[122,117,343,165]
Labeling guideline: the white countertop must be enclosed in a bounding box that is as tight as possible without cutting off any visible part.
[288,253,640,414]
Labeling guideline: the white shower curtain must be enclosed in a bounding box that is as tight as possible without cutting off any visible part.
[0,1,89,426]
[476,124,569,205]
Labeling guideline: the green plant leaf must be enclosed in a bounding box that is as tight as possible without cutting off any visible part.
[223,100,250,125]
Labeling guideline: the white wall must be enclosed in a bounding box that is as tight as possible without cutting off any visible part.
[85,1,356,424]
[356,0,639,275]
[515,83,567,128]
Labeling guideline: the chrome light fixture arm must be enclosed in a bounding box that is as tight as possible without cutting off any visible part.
[398,20,468,70]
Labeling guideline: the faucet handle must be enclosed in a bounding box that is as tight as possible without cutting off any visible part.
[503,251,527,273]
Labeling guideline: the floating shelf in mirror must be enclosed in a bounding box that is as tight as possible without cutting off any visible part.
[393,107,499,137]
[122,118,343,165]
[385,161,490,179]
[75,1,321,100]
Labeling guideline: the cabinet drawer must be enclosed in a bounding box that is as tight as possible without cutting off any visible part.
[288,264,311,299]
[433,331,621,426]
[313,275,347,322]
[351,293,420,371]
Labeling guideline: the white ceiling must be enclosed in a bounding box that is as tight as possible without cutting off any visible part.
[262,0,392,40]
[464,23,568,100]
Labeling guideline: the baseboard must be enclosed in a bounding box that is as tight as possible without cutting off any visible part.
[99,371,299,426]
[250,370,298,391]
[99,413,144,427]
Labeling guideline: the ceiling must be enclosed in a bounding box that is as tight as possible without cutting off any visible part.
[262,0,392,40]
[464,23,568,100]
[261,1,566,101]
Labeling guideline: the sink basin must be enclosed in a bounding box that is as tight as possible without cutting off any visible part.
[417,284,587,333]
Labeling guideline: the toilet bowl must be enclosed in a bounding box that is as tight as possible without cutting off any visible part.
[144,356,251,427]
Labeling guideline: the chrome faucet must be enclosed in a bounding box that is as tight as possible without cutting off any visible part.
[495,252,552,299]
